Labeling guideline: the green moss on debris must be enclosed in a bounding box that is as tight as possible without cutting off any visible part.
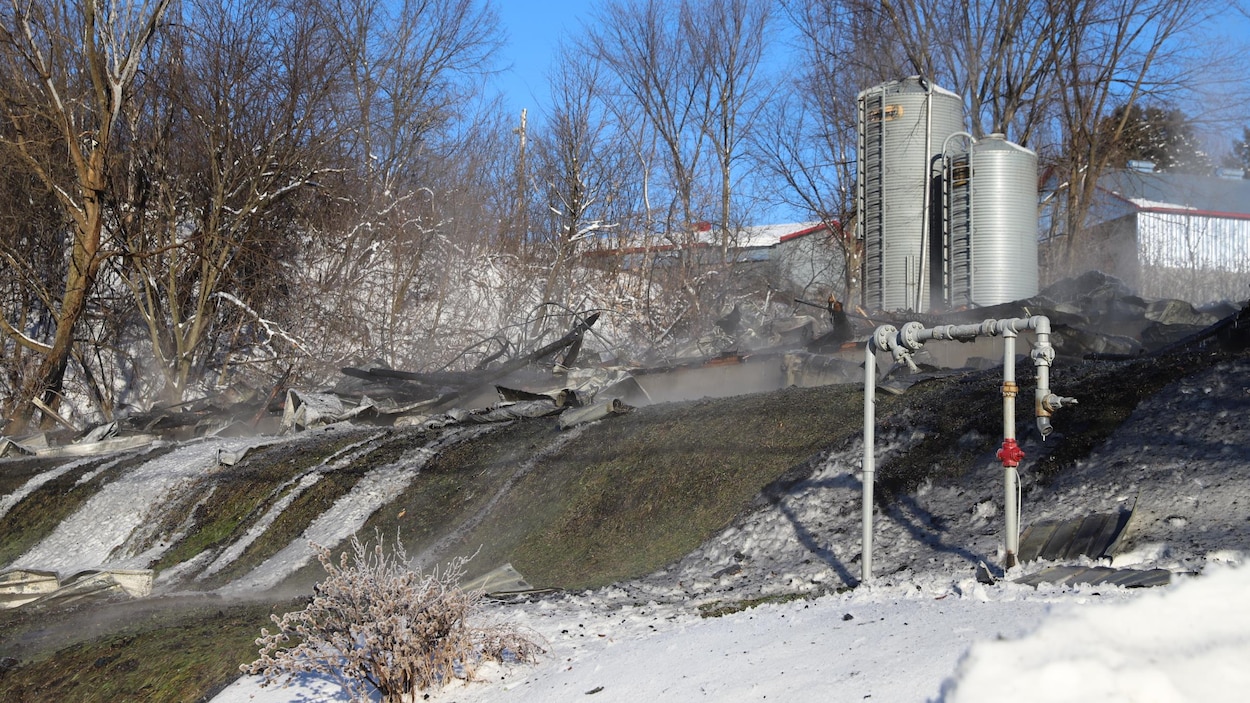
[0,597,288,703]
[195,429,433,589]
[363,422,547,555]
[418,384,868,591]
[151,429,379,580]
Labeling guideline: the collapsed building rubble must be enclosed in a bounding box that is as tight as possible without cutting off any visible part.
[0,426,156,459]
[2,273,1247,458]
[0,568,153,610]
[0,273,1247,612]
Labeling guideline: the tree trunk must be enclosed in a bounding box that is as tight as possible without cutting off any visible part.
[9,200,104,433]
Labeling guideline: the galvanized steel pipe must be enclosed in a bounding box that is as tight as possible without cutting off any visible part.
[861,325,895,584]
[860,316,1075,582]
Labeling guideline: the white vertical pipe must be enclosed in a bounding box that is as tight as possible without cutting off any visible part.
[1002,330,1020,567]
[917,78,934,312]
[1002,331,1017,443]
[1032,316,1056,439]
[862,340,876,585]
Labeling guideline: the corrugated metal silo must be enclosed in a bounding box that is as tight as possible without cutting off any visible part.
[857,77,965,311]
[944,134,1039,307]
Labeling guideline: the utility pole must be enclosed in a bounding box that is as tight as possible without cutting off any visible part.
[514,108,529,254]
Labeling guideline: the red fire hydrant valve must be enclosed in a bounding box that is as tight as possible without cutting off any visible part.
[997,438,1025,467]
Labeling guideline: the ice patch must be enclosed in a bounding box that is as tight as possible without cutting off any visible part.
[197,431,389,580]
[11,437,274,577]
[0,455,99,521]
[217,430,465,595]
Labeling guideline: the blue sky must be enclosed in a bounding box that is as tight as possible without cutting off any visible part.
[484,1,1250,226]
[492,1,590,118]
[488,2,1250,137]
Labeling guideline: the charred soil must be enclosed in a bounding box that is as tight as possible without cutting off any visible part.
[1,344,1244,702]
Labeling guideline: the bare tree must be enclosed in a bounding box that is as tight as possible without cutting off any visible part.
[319,0,501,196]
[106,0,343,404]
[583,1,707,344]
[588,0,709,242]
[687,0,773,256]
[585,0,777,346]
[871,0,1060,141]
[290,0,504,373]
[0,142,67,415]
[752,0,883,303]
[0,0,173,431]
[526,45,624,336]
[1045,0,1222,274]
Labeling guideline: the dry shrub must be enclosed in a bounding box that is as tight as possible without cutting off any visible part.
[242,534,542,702]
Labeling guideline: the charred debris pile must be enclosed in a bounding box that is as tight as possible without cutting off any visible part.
[2,271,1248,459]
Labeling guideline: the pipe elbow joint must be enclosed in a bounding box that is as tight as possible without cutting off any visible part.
[1035,393,1077,440]
[1036,416,1053,439]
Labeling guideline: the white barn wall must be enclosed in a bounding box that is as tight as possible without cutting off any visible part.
[1136,212,1250,304]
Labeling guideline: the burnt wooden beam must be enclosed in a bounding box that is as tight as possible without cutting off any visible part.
[339,312,601,400]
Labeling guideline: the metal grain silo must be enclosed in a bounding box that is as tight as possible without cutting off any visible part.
[857,77,965,311]
[943,134,1038,307]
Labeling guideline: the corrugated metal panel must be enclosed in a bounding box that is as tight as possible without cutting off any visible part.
[1134,213,1250,303]
[967,136,1038,304]
[1138,212,1250,270]
[1014,565,1172,588]
[1017,510,1132,562]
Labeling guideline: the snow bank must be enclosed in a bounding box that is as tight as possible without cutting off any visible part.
[215,579,1128,703]
[215,567,1250,703]
[941,565,1250,703]
[464,585,1054,703]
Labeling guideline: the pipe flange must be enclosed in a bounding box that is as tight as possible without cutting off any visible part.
[871,325,896,354]
[899,321,925,351]
[1031,344,1055,365]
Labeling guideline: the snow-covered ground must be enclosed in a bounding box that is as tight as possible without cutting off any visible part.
[213,355,1250,703]
[6,342,1247,702]
[214,564,1250,703]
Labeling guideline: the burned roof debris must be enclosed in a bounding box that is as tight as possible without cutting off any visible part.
[3,273,1247,458]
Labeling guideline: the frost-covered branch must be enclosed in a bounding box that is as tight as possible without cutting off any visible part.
[211,292,312,357]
